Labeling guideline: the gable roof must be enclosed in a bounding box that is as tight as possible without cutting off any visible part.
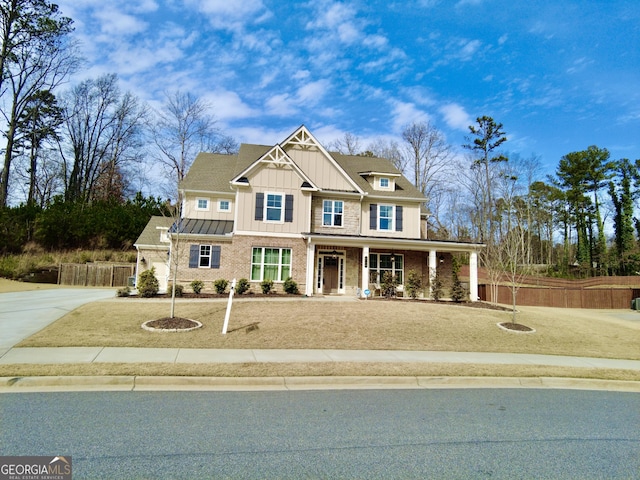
[134,215,173,247]
[230,143,319,190]
[179,126,427,202]
[332,153,426,201]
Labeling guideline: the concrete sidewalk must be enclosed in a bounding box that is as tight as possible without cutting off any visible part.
[2,346,640,371]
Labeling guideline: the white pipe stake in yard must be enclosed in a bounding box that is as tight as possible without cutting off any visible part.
[221,278,236,334]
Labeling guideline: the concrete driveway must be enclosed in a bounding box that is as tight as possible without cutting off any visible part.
[0,288,115,355]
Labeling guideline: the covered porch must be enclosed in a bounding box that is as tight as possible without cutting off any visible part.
[303,234,483,301]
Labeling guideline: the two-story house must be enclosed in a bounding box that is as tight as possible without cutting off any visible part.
[134,125,483,300]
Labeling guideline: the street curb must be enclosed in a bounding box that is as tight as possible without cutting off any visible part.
[1,375,640,392]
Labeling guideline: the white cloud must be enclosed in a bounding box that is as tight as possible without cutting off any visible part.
[94,9,147,35]
[203,89,259,121]
[185,0,271,32]
[389,100,432,133]
[439,103,473,131]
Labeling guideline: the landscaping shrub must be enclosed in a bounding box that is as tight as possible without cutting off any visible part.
[116,286,131,297]
[431,269,444,301]
[261,279,273,294]
[405,270,422,299]
[138,268,159,297]
[214,278,228,294]
[190,279,204,294]
[381,271,398,298]
[283,277,299,294]
[450,257,467,302]
[169,282,184,297]
[235,278,250,294]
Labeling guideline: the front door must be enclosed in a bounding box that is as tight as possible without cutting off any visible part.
[323,257,339,294]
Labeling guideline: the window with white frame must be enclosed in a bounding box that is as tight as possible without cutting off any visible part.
[323,200,343,226]
[218,200,230,212]
[196,198,209,210]
[265,193,283,222]
[368,253,404,285]
[379,177,390,189]
[199,245,212,267]
[378,204,394,230]
[251,247,292,282]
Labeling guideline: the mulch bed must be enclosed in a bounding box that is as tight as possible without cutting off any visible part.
[498,322,534,332]
[144,317,200,329]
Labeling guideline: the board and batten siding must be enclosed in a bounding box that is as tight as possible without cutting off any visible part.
[182,195,235,221]
[287,148,354,192]
[361,201,421,238]
[234,164,311,234]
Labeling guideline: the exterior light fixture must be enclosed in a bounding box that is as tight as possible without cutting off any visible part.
[331,250,338,259]
[439,255,445,263]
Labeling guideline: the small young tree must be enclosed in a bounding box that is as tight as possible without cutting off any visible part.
[450,257,467,303]
[430,269,444,301]
[405,270,422,299]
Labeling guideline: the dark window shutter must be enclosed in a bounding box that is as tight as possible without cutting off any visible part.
[369,204,377,230]
[255,193,264,221]
[396,206,403,231]
[284,194,294,222]
[188,245,199,268]
[211,246,221,269]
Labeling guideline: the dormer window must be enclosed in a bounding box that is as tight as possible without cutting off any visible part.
[379,177,390,189]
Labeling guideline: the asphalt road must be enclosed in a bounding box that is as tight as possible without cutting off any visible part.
[1,389,638,479]
[0,288,115,353]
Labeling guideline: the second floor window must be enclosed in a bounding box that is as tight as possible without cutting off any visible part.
[196,198,209,210]
[218,200,230,212]
[323,200,343,226]
[379,205,394,230]
[379,177,390,188]
[266,193,283,222]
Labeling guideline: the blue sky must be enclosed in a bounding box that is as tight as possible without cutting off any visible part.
[56,0,640,179]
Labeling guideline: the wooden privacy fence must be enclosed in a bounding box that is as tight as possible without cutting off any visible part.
[479,285,640,309]
[58,263,135,287]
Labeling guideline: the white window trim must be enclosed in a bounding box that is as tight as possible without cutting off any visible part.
[378,177,391,190]
[218,199,231,212]
[264,192,285,223]
[199,245,212,268]
[378,204,395,231]
[196,198,210,211]
[369,253,404,286]
[251,247,292,282]
[322,199,344,227]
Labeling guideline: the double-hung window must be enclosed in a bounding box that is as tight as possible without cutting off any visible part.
[368,253,404,285]
[189,244,221,269]
[199,245,211,267]
[196,198,209,210]
[265,193,283,222]
[379,205,394,231]
[251,247,292,282]
[323,200,343,227]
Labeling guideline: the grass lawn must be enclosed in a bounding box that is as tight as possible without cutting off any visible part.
[3,294,640,380]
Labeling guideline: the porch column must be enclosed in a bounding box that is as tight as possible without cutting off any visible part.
[469,251,479,302]
[428,250,437,298]
[305,239,315,296]
[361,245,370,298]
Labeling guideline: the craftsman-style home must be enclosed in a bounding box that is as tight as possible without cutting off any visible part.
[135,125,483,299]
